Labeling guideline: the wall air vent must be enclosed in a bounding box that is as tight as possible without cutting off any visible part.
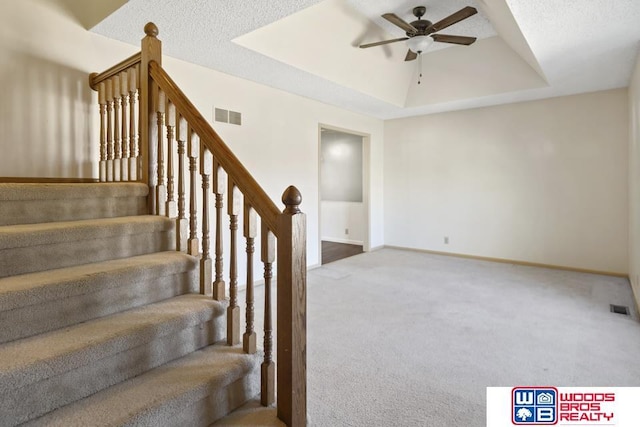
[213,108,229,123]
[229,111,242,126]
[214,108,228,123]
[609,304,630,316]
[214,108,241,126]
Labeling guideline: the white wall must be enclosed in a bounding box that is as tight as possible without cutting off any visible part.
[628,51,640,309]
[0,0,385,269]
[4,0,631,279]
[0,0,140,178]
[320,130,365,245]
[163,57,384,267]
[320,201,365,244]
[320,130,363,202]
[385,90,629,274]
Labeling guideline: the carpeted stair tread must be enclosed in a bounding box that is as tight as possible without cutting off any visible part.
[0,215,176,277]
[0,183,148,226]
[0,215,172,250]
[0,252,199,343]
[0,183,148,201]
[0,294,224,392]
[0,183,257,425]
[0,251,197,311]
[25,344,260,427]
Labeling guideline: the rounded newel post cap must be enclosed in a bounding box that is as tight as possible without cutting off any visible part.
[282,185,302,214]
[144,22,159,37]
[89,72,98,90]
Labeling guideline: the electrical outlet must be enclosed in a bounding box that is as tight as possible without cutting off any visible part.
[345,228,349,235]
[444,236,449,244]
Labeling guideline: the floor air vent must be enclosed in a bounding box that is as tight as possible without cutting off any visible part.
[609,304,630,316]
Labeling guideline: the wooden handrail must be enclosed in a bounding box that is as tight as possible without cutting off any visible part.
[89,52,142,90]
[149,61,281,235]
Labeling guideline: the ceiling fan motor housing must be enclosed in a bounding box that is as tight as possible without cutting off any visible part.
[407,6,431,37]
[408,19,432,36]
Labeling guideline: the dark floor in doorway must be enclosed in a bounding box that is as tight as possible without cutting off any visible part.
[321,241,363,265]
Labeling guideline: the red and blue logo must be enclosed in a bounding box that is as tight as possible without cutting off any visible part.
[512,387,558,425]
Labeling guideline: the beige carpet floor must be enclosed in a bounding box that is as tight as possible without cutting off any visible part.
[215,248,640,426]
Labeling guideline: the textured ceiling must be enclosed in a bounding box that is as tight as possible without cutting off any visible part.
[232,0,533,108]
[92,0,640,119]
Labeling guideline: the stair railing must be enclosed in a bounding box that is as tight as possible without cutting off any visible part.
[89,23,306,427]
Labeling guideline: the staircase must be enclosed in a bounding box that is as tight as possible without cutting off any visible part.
[0,182,260,425]
[0,21,307,426]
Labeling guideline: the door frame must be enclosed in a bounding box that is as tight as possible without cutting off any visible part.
[318,123,371,262]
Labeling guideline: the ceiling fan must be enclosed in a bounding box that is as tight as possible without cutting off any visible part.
[360,6,478,61]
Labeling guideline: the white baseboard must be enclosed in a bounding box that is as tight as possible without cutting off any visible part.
[384,245,628,278]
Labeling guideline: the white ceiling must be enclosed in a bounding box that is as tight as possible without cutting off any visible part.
[92,0,640,120]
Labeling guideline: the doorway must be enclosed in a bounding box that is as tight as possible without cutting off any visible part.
[319,125,369,264]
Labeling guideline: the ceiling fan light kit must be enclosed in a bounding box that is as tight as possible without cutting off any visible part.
[359,5,479,84]
[406,35,434,54]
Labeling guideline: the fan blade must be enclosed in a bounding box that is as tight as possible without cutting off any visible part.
[382,13,418,34]
[359,37,408,49]
[431,34,477,46]
[405,49,417,61]
[427,6,477,33]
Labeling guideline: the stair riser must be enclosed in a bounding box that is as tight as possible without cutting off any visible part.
[164,372,260,427]
[0,270,198,343]
[0,230,175,277]
[0,197,147,226]
[1,320,225,426]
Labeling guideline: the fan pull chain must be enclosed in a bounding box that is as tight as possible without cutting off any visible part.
[418,53,423,85]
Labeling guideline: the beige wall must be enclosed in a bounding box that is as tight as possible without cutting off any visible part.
[0,0,385,268]
[629,51,640,308]
[384,90,629,274]
[161,56,385,267]
[0,0,140,178]
[1,0,633,278]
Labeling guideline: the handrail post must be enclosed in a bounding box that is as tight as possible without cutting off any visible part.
[140,22,161,213]
[277,185,307,427]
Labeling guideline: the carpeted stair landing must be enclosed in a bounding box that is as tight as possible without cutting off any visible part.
[0,183,259,426]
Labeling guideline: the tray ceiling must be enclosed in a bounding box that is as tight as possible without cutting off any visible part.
[91,0,640,119]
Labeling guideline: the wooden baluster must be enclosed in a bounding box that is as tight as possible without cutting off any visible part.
[277,186,307,426]
[261,222,275,406]
[156,89,166,215]
[165,101,177,217]
[187,130,199,256]
[200,145,213,295]
[128,66,138,181]
[98,82,107,182]
[243,203,258,354]
[105,79,114,182]
[227,181,241,345]
[176,115,188,252]
[113,76,122,181]
[120,72,129,182]
[212,160,226,301]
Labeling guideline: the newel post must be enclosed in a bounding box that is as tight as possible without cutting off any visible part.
[140,22,161,213]
[277,186,307,427]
